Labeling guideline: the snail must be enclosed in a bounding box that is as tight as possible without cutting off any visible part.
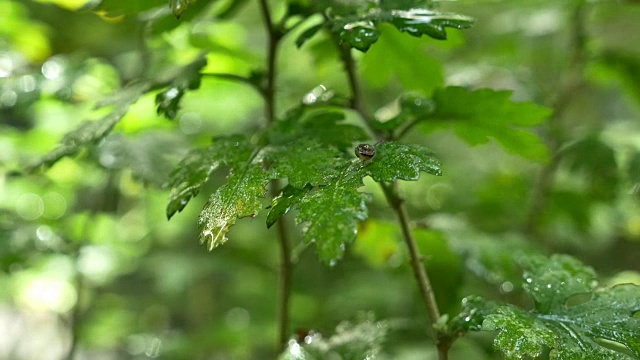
[355,143,376,161]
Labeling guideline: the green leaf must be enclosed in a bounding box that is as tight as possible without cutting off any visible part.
[165,135,252,219]
[361,141,441,181]
[155,60,204,120]
[279,316,388,360]
[295,160,370,264]
[269,141,345,188]
[327,6,474,52]
[199,163,271,250]
[362,30,444,98]
[449,295,498,334]
[483,254,640,360]
[296,23,324,48]
[266,184,311,229]
[421,86,552,161]
[26,83,149,172]
[269,108,368,149]
[386,9,475,40]
[337,21,381,52]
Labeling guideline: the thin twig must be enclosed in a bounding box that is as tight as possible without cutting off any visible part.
[335,40,447,359]
[257,0,292,353]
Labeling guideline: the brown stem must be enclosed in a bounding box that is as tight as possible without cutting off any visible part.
[335,39,447,358]
[257,0,292,352]
[380,183,440,344]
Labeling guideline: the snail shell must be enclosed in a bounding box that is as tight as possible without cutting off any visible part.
[355,144,376,161]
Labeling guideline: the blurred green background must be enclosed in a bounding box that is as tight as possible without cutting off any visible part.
[1,0,640,359]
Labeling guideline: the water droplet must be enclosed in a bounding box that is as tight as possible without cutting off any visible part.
[500,281,514,293]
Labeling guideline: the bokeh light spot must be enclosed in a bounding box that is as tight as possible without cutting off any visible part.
[16,193,44,220]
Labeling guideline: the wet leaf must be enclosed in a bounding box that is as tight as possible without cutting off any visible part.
[198,163,271,250]
[266,184,311,229]
[387,9,475,40]
[482,254,640,360]
[155,60,204,120]
[269,108,368,150]
[279,316,388,360]
[269,141,345,188]
[165,135,252,219]
[421,86,552,161]
[326,6,473,52]
[361,142,442,181]
[338,21,381,52]
[449,295,498,334]
[295,160,370,264]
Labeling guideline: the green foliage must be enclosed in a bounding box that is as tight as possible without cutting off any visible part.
[480,255,640,359]
[295,1,474,52]
[279,317,388,360]
[422,86,552,161]
[25,83,149,172]
[4,0,640,359]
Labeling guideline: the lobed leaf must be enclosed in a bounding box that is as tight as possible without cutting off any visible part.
[199,163,272,250]
[330,7,473,52]
[266,184,311,229]
[361,141,441,181]
[165,135,253,219]
[481,254,640,360]
[420,86,552,161]
[295,160,371,264]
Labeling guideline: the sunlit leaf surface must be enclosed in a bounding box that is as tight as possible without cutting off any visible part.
[26,83,149,172]
[482,255,640,360]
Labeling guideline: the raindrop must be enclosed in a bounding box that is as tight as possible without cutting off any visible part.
[302,84,327,105]
[500,281,514,293]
